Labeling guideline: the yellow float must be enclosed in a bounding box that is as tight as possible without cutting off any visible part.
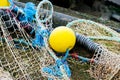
[49,26,76,53]
[0,0,10,8]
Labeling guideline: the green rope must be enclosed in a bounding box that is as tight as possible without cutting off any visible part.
[66,19,120,42]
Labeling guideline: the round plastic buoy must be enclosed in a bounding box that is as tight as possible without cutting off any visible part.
[0,0,10,7]
[49,26,76,53]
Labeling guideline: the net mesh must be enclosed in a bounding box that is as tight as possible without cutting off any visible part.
[36,0,53,31]
[94,39,120,54]
[35,0,70,79]
[66,19,120,38]
[0,8,55,80]
[90,46,120,80]
[0,0,70,79]
[1,1,120,79]
[66,19,120,80]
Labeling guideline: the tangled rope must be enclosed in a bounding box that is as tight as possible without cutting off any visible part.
[0,0,71,80]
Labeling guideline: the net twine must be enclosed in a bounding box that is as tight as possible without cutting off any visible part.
[67,19,120,80]
[0,4,55,80]
[0,0,70,79]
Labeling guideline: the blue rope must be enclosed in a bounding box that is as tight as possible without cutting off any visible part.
[10,2,36,23]
[42,50,71,79]
[8,0,13,6]
[42,59,71,79]
[23,2,36,22]
[62,49,69,62]
[77,56,90,62]
[32,26,50,47]
[32,33,45,47]
[2,2,71,79]
[48,78,53,80]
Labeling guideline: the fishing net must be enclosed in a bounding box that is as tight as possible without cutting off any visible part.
[35,1,70,79]
[0,0,70,80]
[66,19,120,54]
[0,9,49,80]
[93,39,120,54]
[66,19,120,80]
[91,46,120,80]
[66,19,120,38]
